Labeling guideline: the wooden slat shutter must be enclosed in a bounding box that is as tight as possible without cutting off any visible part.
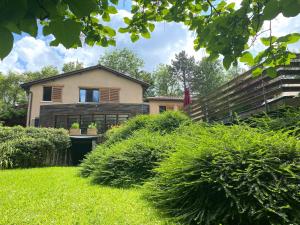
[166,105,174,110]
[52,86,63,102]
[100,88,109,102]
[109,88,120,103]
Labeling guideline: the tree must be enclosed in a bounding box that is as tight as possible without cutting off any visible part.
[170,51,196,90]
[1,1,299,76]
[24,65,59,82]
[62,61,84,73]
[99,48,145,79]
[191,58,227,97]
[152,64,182,96]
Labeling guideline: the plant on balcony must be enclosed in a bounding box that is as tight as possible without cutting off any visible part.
[69,122,81,136]
[87,123,97,136]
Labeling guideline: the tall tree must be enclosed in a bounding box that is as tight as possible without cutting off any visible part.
[99,48,145,79]
[191,58,227,97]
[62,61,84,73]
[152,64,182,96]
[24,65,59,82]
[170,51,196,90]
[1,1,299,75]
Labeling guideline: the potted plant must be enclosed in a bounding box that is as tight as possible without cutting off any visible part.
[87,122,98,136]
[69,122,81,135]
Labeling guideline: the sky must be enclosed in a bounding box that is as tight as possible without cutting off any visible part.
[0,0,299,74]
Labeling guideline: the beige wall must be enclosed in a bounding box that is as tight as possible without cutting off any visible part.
[149,100,183,114]
[28,69,144,126]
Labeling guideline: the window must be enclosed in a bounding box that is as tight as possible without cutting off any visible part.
[159,106,167,113]
[43,86,52,101]
[79,88,100,103]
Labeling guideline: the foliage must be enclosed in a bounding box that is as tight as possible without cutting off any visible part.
[0,1,299,74]
[62,61,84,73]
[71,122,80,129]
[104,111,190,146]
[145,124,300,225]
[99,48,145,79]
[90,130,176,187]
[152,64,182,97]
[24,65,59,82]
[247,107,300,138]
[88,122,97,129]
[0,105,27,126]
[0,126,70,168]
[0,137,54,169]
[170,51,196,90]
[191,57,229,96]
[0,167,174,225]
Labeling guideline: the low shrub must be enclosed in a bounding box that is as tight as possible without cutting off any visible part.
[145,124,300,225]
[104,111,190,146]
[87,130,176,187]
[0,137,54,169]
[0,126,70,168]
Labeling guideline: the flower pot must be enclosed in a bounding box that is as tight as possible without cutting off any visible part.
[69,128,81,136]
[87,128,98,136]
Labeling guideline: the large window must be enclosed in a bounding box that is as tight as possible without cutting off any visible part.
[159,105,167,113]
[43,86,52,101]
[79,88,100,103]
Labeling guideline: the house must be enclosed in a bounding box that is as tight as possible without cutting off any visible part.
[147,96,184,114]
[21,65,184,134]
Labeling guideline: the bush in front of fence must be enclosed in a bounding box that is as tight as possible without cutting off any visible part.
[145,124,300,225]
[0,126,70,169]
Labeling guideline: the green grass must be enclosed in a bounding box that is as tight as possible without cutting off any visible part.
[0,167,175,225]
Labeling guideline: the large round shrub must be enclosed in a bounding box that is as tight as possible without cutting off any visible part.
[104,111,190,146]
[90,130,176,187]
[0,137,55,169]
[145,124,300,225]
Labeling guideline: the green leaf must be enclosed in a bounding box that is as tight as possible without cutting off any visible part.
[260,36,277,46]
[124,17,131,25]
[118,27,129,33]
[108,6,118,14]
[223,55,233,70]
[102,13,110,22]
[103,26,116,37]
[240,52,254,66]
[281,0,300,17]
[148,23,155,32]
[110,0,119,4]
[108,39,116,46]
[277,33,300,44]
[263,0,281,20]
[141,31,151,39]
[48,19,82,48]
[252,67,263,77]
[19,16,38,37]
[64,0,97,18]
[0,27,13,59]
[130,33,139,42]
[265,67,277,77]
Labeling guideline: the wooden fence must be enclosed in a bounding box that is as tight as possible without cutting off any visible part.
[187,55,300,123]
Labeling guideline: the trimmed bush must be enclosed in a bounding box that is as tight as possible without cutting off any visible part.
[0,126,71,168]
[104,111,190,146]
[0,137,54,169]
[84,130,176,187]
[145,124,300,225]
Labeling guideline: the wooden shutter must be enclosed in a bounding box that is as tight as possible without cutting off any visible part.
[100,88,109,102]
[52,86,63,102]
[166,105,174,110]
[109,88,120,102]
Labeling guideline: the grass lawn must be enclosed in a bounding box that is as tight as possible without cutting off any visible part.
[0,167,175,225]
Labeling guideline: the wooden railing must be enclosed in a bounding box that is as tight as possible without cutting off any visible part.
[187,55,300,123]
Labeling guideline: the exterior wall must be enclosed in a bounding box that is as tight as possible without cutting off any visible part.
[28,69,144,126]
[149,100,183,114]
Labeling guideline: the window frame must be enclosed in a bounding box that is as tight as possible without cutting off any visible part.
[79,88,100,103]
[159,105,167,113]
[42,86,53,102]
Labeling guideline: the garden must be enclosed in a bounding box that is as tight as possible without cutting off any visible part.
[1,110,300,225]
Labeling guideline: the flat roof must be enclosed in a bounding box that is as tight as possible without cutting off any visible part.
[146,96,184,102]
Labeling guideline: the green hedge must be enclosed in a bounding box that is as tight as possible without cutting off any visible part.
[145,124,300,225]
[104,111,190,146]
[0,126,70,169]
[82,130,176,187]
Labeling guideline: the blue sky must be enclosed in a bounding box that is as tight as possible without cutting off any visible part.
[0,0,299,74]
